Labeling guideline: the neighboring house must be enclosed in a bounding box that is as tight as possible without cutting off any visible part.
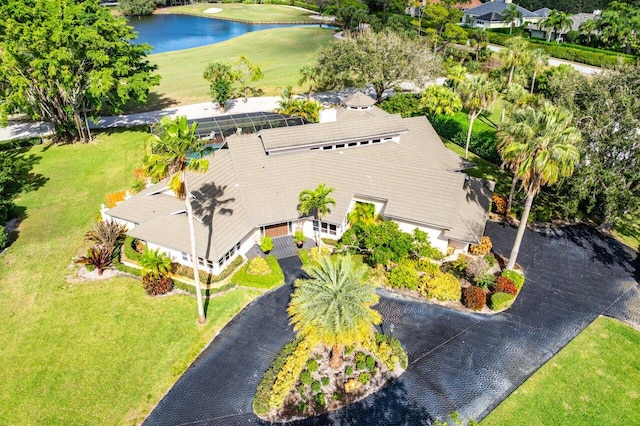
[103,93,494,275]
[463,0,545,29]
[406,0,482,17]
[528,12,598,41]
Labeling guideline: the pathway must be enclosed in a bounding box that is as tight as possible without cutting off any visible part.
[142,222,639,425]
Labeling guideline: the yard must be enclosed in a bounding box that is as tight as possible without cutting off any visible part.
[159,3,318,23]
[0,129,262,424]
[482,317,640,425]
[143,26,335,110]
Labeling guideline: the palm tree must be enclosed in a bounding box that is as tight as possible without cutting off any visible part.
[347,202,377,226]
[275,86,323,123]
[500,82,530,126]
[288,254,382,368]
[139,248,172,280]
[445,64,466,93]
[298,183,336,244]
[459,75,499,159]
[298,66,318,101]
[529,49,549,94]
[539,10,573,42]
[499,103,581,270]
[501,4,523,35]
[145,116,210,324]
[499,37,531,122]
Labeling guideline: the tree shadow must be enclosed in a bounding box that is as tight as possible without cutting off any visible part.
[121,91,177,114]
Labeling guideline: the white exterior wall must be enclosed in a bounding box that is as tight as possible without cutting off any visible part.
[449,239,469,254]
[395,220,450,254]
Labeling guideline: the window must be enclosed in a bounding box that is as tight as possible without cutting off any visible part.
[319,222,338,236]
[348,142,358,147]
[322,145,332,150]
[372,139,381,144]
[313,220,319,231]
[182,252,190,262]
[335,144,344,149]
[361,140,370,145]
[218,258,225,268]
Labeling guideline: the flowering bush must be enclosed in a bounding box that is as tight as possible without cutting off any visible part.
[491,193,507,215]
[469,236,493,256]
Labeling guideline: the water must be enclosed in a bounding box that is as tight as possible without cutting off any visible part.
[128,14,309,54]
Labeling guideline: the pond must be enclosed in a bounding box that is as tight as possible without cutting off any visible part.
[128,14,311,54]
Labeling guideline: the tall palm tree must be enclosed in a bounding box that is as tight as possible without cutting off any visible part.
[347,202,377,226]
[298,66,319,101]
[499,103,581,270]
[539,10,573,42]
[459,75,499,159]
[288,254,382,368]
[529,49,549,94]
[499,37,531,122]
[145,116,211,323]
[501,4,523,35]
[500,82,530,132]
[298,183,336,244]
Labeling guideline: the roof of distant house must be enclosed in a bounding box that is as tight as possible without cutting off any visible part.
[430,0,483,10]
[476,11,505,22]
[464,0,538,18]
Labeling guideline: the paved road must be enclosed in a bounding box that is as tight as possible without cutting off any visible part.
[142,222,639,425]
[487,44,602,75]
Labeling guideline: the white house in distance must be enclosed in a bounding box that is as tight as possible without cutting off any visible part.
[103,93,494,275]
[463,0,547,30]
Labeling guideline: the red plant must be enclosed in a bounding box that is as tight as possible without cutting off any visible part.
[493,276,518,295]
[142,274,174,296]
[461,286,486,311]
[76,246,112,275]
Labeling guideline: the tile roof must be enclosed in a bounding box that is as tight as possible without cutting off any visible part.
[464,1,537,18]
[343,92,377,108]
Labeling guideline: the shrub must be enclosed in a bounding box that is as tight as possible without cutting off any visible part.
[75,246,113,275]
[358,372,371,385]
[465,256,489,280]
[297,384,305,396]
[474,272,495,290]
[388,259,420,290]
[260,236,273,253]
[416,259,440,276]
[469,236,492,256]
[321,377,329,386]
[124,236,145,262]
[321,238,338,247]
[490,292,515,310]
[493,275,518,295]
[441,256,467,278]
[314,392,326,407]
[170,255,243,284]
[246,256,271,275]
[422,272,461,301]
[231,255,284,289]
[298,249,311,265]
[367,264,389,287]
[0,225,8,249]
[254,338,302,415]
[379,93,423,117]
[309,246,331,263]
[332,392,342,401]
[356,360,365,371]
[365,355,376,371]
[502,270,525,290]
[142,274,174,296]
[293,230,305,245]
[345,366,353,376]
[355,351,366,363]
[269,338,314,409]
[306,359,318,373]
[311,380,321,393]
[363,333,408,370]
[412,229,444,260]
[85,219,128,253]
[491,193,507,215]
[461,286,486,311]
[297,401,308,413]
[300,369,312,385]
[483,253,496,268]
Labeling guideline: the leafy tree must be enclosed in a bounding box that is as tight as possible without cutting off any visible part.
[144,116,210,323]
[314,28,442,101]
[501,4,523,35]
[203,62,235,112]
[420,85,462,117]
[538,9,574,42]
[234,56,263,103]
[378,93,423,117]
[347,202,377,226]
[499,103,580,270]
[0,0,159,143]
[336,5,369,31]
[445,64,467,93]
[298,183,336,244]
[468,29,489,61]
[339,220,414,267]
[459,75,498,159]
[288,254,381,368]
[298,66,319,101]
[593,2,640,54]
[119,0,156,16]
[562,64,640,230]
[499,37,531,121]
[275,86,323,122]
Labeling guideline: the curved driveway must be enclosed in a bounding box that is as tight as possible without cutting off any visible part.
[143,223,639,425]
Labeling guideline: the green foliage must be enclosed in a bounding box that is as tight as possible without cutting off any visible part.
[489,292,515,310]
[254,338,302,415]
[306,359,319,373]
[430,113,500,164]
[321,238,338,247]
[321,376,329,386]
[298,249,311,266]
[123,236,145,262]
[339,221,414,267]
[75,246,113,275]
[348,202,377,226]
[412,229,444,260]
[314,392,326,407]
[298,183,336,222]
[465,256,489,281]
[441,256,467,278]
[260,236,274,253]
[269,338,314,409]
[422,272,461,301]
[234,55,264,102]
[293,230,306,245]
[203,62,235,110]
[379,93,423,118]
[119,0,156,16]
[475,272,496,291]
[0,150,44,223]
[0,0,159,142]
[85,220,128,256]
[345,365,353,376]
[171,255,243,284]
[275,86,323,122]
[502,270,525,291]
[311,380,321,393]
[299,369,312,385]
[420,85,462,117]
[365,355,375,371]
[388,259,420,291]
[246,256,272,276]
[0,225,8,249]
[358,371,371,384]
[231,255,284,289]
[365,333,408,370]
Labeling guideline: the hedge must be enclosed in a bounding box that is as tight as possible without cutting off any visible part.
[172,280,235,297]
[502,269,525,291]
[231,255,284,289]
[490,291,515,310]
[430,114,501,164]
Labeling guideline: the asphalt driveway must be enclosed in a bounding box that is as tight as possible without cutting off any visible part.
[143,223,639,425]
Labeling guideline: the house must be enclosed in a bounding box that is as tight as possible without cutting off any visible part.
[463,0,545,29]
[406,0,482,18]
[103,93,494,275]
[528,12,598,41]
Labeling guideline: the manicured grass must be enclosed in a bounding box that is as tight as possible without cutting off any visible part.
[482,317,640,426]
[613,215,640,251]
[232,255,285,289]
[0,129,262,424]
[145,26,335,109]
[162,3,317,23]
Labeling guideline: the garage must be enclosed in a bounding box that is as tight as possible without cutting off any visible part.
[263,222,289,238]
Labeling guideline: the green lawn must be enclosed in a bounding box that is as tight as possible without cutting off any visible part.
[445,141,512,196]
[0,129,262,424]
[482,317,640,425]
[144,26,335,109]
[161,3,317,23]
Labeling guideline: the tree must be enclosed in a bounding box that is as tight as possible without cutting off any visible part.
[144,116,210,323]
[314,29,442,102]
[298,183,336,244]
[203,62,236,112]
[459,75,498,159]
[233,56,263,103]
[562,64,640,231]
[468,28,489,61]
[0,0,159,143]
[594,2,640,54]
[0,151,42,223]
[139,248,172,279]
[275,86,323,123]
[298,66,319,101]
[499,103,580,270]
[287,254,381,368]
[336,5,369,31]
[347,202,377,226]
[420,85,462,117]
[528,49,549,94]
[538,9,573,42]
[499,37,531,121]
[501,4,523,35]
[119,0,156,16]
